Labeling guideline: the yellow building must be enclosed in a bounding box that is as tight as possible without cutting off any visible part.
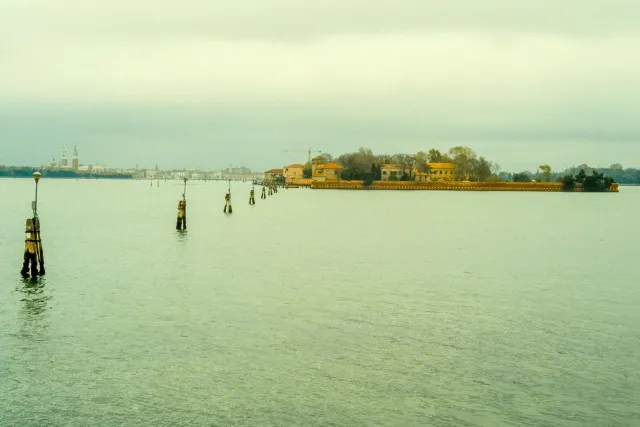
[313,162,344,182]
[381,164,404,181]
[426,162,455,181]
[283,164,304,184]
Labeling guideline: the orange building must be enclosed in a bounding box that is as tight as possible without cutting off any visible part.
[314,162,344,182]
[311,156,326,177]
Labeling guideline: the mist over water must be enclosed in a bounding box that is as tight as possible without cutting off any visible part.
[1,179,639,426]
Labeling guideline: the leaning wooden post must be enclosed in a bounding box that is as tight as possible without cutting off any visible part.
[21,172,44,278]
[224,179,233,213]
[249,186,255,205]
[176,177,187,231]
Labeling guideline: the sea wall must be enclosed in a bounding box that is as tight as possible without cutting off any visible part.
[311,181,619,192]
[290,179,314,186]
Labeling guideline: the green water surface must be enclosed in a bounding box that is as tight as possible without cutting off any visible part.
[1,179,639,426]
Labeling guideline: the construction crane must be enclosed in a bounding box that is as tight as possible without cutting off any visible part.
[281,148,323,167]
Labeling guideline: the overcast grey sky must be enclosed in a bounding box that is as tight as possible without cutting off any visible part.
[1,0,638,171]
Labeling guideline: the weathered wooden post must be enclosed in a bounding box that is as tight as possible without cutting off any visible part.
[176,177,187,231]
[249,186,255,205]
[21,172,45,278]
[261,186,266,199]
[224,180,233,213]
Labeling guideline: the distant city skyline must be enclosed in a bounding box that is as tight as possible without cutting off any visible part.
[1,0,638,171]
[34,144,262,173]
[4,139,635,174]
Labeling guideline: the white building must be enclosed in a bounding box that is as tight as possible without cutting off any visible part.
[60,145,68,167]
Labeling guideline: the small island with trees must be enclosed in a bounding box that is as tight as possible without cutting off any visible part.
[275,146,620,193]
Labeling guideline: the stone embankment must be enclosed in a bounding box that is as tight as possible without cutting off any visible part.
[309,181,619,192]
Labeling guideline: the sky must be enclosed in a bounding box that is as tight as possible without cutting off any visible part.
[1,0,639,172]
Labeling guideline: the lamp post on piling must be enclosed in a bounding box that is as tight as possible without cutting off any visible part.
[183,177,187,200]
[33,171,41,217]
[33,171,45,274]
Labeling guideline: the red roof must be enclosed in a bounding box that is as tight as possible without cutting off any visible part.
[318,162,344,170]
[265,169,283,174]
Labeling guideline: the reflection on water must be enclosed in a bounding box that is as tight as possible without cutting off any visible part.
[15,278,51,341]
[176,230,188,242]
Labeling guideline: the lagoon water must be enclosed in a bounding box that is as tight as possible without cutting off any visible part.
[1,179,639,426]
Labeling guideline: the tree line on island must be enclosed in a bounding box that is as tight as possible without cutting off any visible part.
[512,165,620,190]
[303,146,622,190]
[303,146,499,182]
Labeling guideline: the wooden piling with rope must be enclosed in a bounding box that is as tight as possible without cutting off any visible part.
[21,172,45,278]
[176,178,188,231]
[224,179,233,213]
[176,200,187,230]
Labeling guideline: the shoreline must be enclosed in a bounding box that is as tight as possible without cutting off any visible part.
[306,180,619,192]
[0,175,133,180]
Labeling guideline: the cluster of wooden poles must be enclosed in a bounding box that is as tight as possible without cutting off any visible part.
[176,178,281,231]
[19,173,282,278]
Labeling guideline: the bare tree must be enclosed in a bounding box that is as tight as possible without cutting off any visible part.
[448,146,477,181]
[538,164,552,182]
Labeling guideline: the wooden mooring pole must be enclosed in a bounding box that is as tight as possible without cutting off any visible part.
[224,179,233,214]
[176,177,187,231]
[21,172,45,278]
